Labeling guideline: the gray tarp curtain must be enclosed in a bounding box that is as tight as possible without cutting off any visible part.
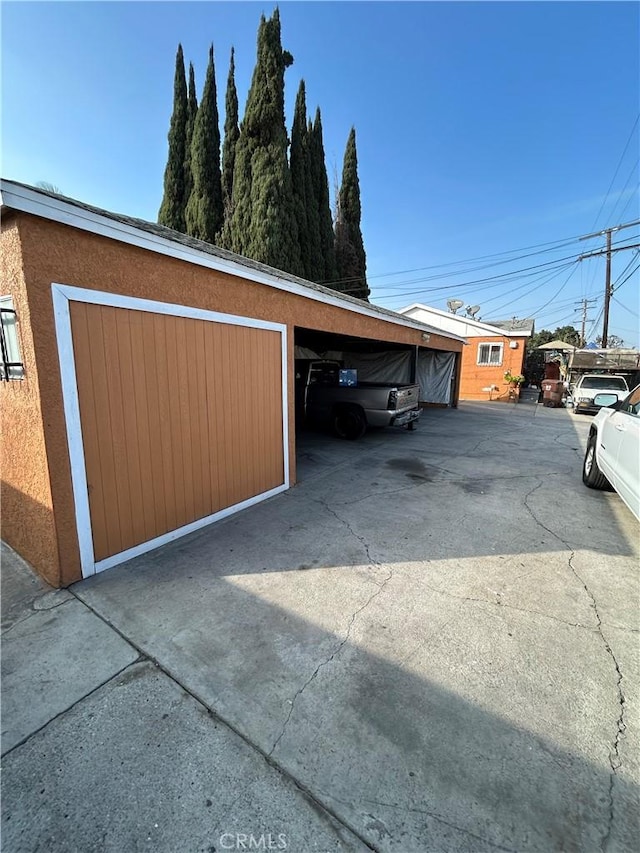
[293,347,455,405]
[336,351,413,383]
[294,348,412,382]
[417,351,455,404]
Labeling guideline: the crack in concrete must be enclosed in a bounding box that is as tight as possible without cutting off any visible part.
[268,571,393,756]
[569,553,626,853]
[552,431,585,459]
[68,591,379,853]
[268,499,394,758]
[0,656,146,759]
[417,580,596,631]
[328,471,574,511]
[522,479,627,852]
[1,596,74,637]
[324,792,518,852]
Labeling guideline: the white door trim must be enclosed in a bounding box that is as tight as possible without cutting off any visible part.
[52,283,289,578]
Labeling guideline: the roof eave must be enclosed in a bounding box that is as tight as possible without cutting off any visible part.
[1,179,466,345]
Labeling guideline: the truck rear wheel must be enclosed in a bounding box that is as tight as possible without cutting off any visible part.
[333,405,367,440]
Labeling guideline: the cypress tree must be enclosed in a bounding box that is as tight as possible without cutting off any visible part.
[185,44,224,243]
[335,128,369,300]
[221,47,239,219]
[227,10,302,275]
[158,44,188,232]
[183,62,198,210]
[310,108,337,283]
[290,81,313,278]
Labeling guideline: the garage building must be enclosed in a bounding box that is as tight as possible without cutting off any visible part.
[1,180,464,586]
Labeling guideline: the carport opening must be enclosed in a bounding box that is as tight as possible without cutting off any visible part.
[293,326,457,480]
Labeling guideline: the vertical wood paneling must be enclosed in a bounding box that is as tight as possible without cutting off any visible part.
[115,309,146,551]
[193,320,211,520]
[101,306,135,550]
[69,303,110,560]
[82,304,123,559]
[152,313,176,533]
[163,314,187,528]
[71,304,284,562]
[129,310,157,542]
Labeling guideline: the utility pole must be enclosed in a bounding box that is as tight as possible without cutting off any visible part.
[602,230,612,348]
[579,219,640,348]
[574,297,597,347]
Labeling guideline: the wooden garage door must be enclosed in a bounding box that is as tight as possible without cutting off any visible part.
[69,302,284,564]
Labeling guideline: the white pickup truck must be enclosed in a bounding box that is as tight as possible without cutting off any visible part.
[571,374,629,415]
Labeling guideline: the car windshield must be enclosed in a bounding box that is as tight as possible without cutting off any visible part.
[580,376,628,390]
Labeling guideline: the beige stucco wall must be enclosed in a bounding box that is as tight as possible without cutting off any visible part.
[0,216,61,586]
[7,212,463,585]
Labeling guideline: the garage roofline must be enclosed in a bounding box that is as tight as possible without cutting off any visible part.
[0,179,466,345]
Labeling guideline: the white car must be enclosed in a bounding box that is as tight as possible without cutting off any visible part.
[582,384,640,520]
[572,374,629,415]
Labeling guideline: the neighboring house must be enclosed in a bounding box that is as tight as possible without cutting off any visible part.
[399,304,534,401]
[0,180,465,587]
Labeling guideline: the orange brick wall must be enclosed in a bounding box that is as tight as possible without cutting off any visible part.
[459,335,528,401]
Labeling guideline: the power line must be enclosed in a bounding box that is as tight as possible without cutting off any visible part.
[333,232,639,299]
[605,156,640,226]
[616,185,639,224]
[322,232,589,289]
[368,237,636,302]
[585,305,604,342]
[612,250,640,289]
[613,259,640,294]
[579,220,640,346]
[612,295,639,319]
[590,113,640,231]
[477,261,579,314]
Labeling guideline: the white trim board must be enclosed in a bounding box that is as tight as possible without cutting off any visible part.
[1,180,466,345]
[52,283,289,579]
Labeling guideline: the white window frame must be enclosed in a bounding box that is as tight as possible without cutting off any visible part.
[0,295,24,380]
[477,342,503,367]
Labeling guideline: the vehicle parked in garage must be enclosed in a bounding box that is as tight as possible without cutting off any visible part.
[295,359,420,439]
[571,374,629,415]
[582,384,640,520]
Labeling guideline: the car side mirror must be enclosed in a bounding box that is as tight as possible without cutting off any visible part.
[593,393,619,407]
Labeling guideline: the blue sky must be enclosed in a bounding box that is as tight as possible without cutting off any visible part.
[2,1,639,346]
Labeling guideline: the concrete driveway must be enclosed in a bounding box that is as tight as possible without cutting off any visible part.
[2,400,639,852]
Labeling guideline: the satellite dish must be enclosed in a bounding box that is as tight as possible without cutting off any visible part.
[447,299,464,314]
[466,305,481,318]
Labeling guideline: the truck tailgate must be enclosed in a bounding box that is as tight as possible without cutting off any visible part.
[395,385,420,410]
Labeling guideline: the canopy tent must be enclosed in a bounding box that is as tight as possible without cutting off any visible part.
[536,340,578,351]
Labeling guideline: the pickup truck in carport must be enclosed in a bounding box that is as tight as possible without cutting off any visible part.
[295,359,421,439]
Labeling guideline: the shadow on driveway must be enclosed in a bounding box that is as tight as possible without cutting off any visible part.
[3,401,638,851]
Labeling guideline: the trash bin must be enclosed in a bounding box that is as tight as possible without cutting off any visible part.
[542,379,564,407]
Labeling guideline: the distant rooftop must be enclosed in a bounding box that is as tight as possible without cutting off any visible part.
[489,318,536,334]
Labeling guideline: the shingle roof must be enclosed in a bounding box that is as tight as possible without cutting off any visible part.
[1,179,466,342]
[489,318,536,333]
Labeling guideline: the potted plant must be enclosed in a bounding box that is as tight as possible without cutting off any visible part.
[504,371,525,387]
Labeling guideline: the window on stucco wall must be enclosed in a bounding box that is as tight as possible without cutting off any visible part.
[0,296,24,380]
[477,342,503,366]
